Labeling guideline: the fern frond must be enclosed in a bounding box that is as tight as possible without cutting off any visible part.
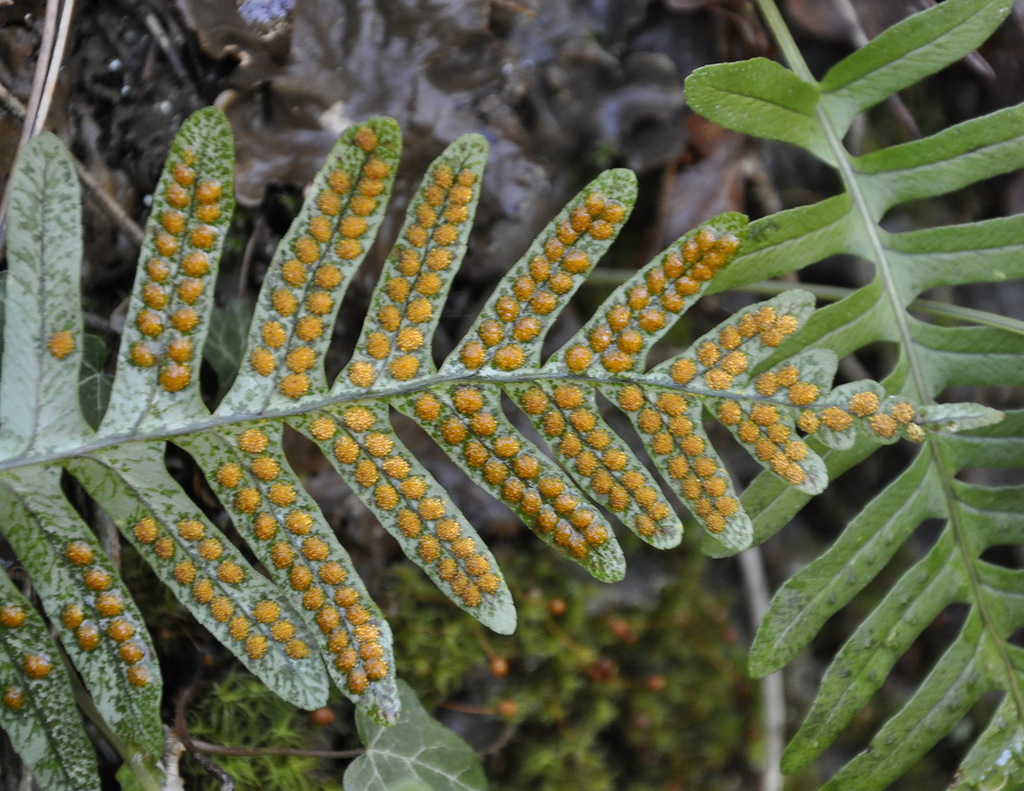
[0,86,994,784]
[687,0,1024,787]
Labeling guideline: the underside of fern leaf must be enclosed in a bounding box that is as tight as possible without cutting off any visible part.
[0,83,996,785]
[685,0,1024,787]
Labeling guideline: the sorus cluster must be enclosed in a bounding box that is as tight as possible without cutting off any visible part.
[793,388,921,445]
[0,601,50,710]
[212,423,388,693]
[129,145,226,396]
[249,124,389,400]
[54,539,153,687]
[132,504,315,671]
[46,329,76,360]
[413,386,612,562]
[666,303,800,397]
[0,648,52,710]
[614,384,738,534]
[456,190,628,374]
[516,382,677,544]
[655,303,810,490]
[562,227,739,376]
[304,404,501,617]
[344,158,480,391]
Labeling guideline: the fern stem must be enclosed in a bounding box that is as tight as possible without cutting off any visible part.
[753,0,1024,740]
[753,0,816,83]
[761,0,1024,725]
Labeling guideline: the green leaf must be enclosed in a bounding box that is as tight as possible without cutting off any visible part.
[952,693,1024,789]
[344,680,486,791]
[708,196,863,294]
[819,0,1012,134]
[856,104,1024,217]
[685,58,832,164]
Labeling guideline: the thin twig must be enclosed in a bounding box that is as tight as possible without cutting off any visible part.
[72,154,145,245]
[237,216,264,301]
[18,0,59,145]
[142,10,191,87]
[174,681,362,764]
[174,683,237,790]
[0,68,145,248]
[738,546,785,791]
[833,0,920,142]
[0,0,57,249]
[187,738,363,761]
[36,0,75,138]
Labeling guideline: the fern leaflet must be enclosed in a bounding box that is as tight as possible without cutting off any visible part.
[0,99,994,787]
[686,0,1024,787]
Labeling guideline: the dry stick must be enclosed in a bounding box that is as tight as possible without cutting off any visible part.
[0,0,145,253]
[237,216,265,301]
[833,0,921,141]
[72,152,146,245]
[0,78,144,246]
[35,0,75,139]
[174,682,362,763]
[17,0,59,145]
[142,10,191,87]
[187,739,363,761]
[738,545,784,791]
[0,0,57,250]
[174,683,238,790]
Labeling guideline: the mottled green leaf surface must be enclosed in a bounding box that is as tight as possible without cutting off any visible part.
[0,569,101,791]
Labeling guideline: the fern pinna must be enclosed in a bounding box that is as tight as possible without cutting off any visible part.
[684,0,1024,788]
[0,69,998,791]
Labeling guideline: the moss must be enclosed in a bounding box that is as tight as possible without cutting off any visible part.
[387,535,756,790]
[181,673,346,790]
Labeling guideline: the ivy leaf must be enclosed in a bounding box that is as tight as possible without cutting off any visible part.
[79,334,112,430]
[344,680,486,791]
[203,298,253,398]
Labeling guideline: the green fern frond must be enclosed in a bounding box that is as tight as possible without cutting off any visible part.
[686,0,1024,787]
[0,72,995,786]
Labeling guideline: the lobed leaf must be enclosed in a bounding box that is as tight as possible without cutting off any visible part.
[343,680,486,791]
